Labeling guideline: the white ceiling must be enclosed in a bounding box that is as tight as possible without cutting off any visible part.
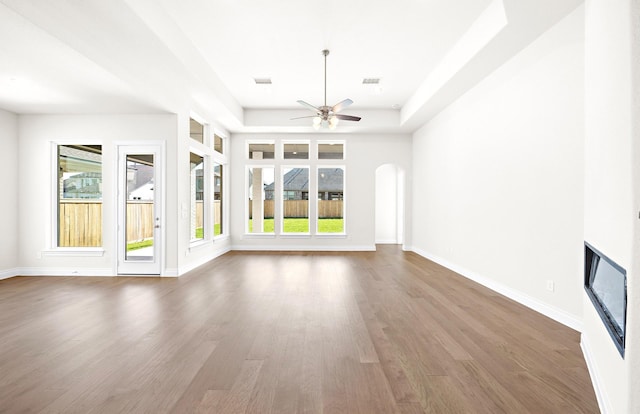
[160,0,492,109]
[0,0,583,133]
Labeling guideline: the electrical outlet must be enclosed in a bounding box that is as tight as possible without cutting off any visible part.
[546,280,555,292]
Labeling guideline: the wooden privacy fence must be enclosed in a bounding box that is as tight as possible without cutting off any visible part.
[249,200,343,219]
[60,200,222,247]
[318,200,343,219]
[59,200,102,247]
[59,200,155,247]
[195,201,221,227]
[126,201,154,242]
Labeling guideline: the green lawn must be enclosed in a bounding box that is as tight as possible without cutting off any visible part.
[317,218,344,233]
[248,218,343,233]
[194,225,222,239]
[127,239,153,251]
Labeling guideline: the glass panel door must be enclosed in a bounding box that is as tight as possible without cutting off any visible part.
[126,154,155,261]
[117,145,162,275]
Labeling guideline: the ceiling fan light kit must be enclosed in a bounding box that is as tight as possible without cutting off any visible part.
[292,49,362,130]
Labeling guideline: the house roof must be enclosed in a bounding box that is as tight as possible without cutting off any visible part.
[265,168,343,192]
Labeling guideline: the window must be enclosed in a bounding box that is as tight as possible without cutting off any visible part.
[213,164,223,236]
[318,143,344,159]
[57,145,102,247]
[249,143,275,159]
[317,167,344,233]
[190,153,205,241]
[284,142,309,159]
[214,135,224,154]
[282,167,309,233]
[244,140,347,236]
[190,118,204,144]
[248,166,275,233]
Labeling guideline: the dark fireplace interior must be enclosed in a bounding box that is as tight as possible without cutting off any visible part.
[584,242,627,357]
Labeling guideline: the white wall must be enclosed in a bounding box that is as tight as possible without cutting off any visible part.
[583,1,636,412]
[230,133,412,250]
[411,7,585,328]
[17,114,179,276]
[0,109,19,279]
[631,1,640,411]
[375,164,401,244]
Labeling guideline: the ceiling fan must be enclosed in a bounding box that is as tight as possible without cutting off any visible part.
[293,49,361,130]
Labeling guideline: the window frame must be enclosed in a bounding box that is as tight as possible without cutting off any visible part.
[242,138,347,239]
[283,140,310,160]
[48,141,105,256]
[189,115,206,145]
[211,129,229,240]
[316,165,346,235]
[245,165,276,235]
[188,122,229,248]
[280,165,310,235]
[189,149,208,244]
[317,140,346,160]
[247,140,276,160]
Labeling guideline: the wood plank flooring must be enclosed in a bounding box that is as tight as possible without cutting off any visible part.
[0,246,599,413]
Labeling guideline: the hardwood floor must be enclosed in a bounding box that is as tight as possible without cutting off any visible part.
[0,246,599,413]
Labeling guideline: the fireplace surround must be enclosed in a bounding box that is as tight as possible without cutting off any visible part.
[584,242,627,357]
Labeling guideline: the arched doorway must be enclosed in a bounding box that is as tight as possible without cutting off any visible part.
[375,164,405,245]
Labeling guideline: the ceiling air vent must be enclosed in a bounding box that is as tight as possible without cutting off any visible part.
[362,78,380,84]
[254,78,272,85]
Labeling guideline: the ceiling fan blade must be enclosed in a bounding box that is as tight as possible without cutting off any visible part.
[334,114,361,122]
[331,98,353,113]
[290,115,319,120]
[297,100,321,113]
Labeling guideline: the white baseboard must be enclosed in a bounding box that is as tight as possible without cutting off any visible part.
[375,239,399,244]
[18,267,114,277]
[0,268,20,280]
[178,246,231,275]
[410,247,583,332]
[581,334,610,414]
[162,268,179,277]
[230,244,376,252]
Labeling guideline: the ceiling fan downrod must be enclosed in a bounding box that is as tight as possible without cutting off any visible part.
[322,49,330,108]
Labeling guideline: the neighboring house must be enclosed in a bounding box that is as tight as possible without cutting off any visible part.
[62,172,102,199]
[127,161,154,200]
[264,168,343,200]
[129,180,154,201]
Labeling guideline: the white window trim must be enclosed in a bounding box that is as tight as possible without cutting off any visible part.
[316,164,346,235]
[212,132,225,156]
[211,129,228,239]
[212,161,226,239]
[247,139,276,161]
[282,139,310,161]
[317,140,346,161]
[189,112,208,146]
[50,141,106,254]
[189,148,209,245]
[245,165,276,235]
[280,165,311,235]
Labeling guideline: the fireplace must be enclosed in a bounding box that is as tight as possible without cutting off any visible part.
[584,242,627,357]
